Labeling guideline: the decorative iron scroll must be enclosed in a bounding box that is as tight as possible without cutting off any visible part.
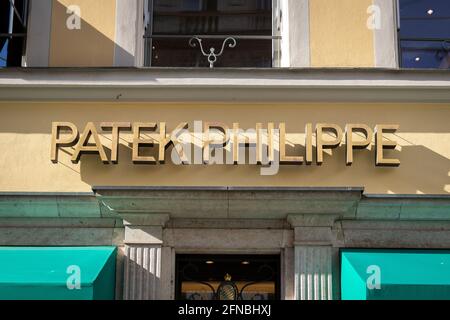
[189,36,237,68]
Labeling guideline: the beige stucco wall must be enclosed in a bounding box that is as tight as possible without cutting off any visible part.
[309,0,375,67]
[49,0,116,67]
[43,0,381,68]
[0,102,449,195]
[42,0,386,68]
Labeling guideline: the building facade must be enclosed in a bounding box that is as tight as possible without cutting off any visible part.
[0,0,449,300]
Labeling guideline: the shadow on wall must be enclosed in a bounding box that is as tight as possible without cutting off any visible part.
[0,104,449,194]
[76,142,450,195]
[49,0,134,67]
[123,247,162,300]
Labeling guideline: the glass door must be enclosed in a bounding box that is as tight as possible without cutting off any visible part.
[175,254,280,300]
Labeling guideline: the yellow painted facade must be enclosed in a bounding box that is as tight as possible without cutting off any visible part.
[309,0,375,67]
[0,102,448,195]
[45,0,380,68]
[49,0,116,67]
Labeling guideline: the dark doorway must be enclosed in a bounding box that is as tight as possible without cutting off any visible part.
[175,254,280,300]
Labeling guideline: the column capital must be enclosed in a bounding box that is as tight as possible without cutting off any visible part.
[122,213,170,227]
[287,214,339,227]
[287,215,345,247]
[122,214,169,245]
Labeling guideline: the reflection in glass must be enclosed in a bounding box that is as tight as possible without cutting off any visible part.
[401,40,450,69]
[399,0,450,69]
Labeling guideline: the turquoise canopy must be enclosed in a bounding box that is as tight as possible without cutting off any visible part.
[341,249,450,300]
[0,247,116,300]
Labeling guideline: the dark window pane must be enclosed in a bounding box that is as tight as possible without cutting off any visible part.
[401,40,450,69]
[0,0,28,68]
[149,38,272,67]
[400,19,450,40]
[399,0,450,69]
[400,0,450,19]
[152,13,272,35]
[147,0,274,67]
[0,40,8,68]
[153,0,272,36]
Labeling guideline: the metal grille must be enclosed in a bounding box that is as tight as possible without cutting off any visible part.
[143,0,281,68]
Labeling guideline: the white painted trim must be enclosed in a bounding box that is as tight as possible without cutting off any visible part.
[114,0,140,67]
[373,0,398,68]
[285,0,310,67]
[26,0,52,67]
[3,68,449,88]
[279,0,290,67]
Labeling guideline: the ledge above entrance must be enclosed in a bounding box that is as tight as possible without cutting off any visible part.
[92,186,363,221]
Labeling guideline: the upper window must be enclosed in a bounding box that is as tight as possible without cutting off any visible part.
[398,0,450,69]
[0,0,28,68]
[144,0,280,68]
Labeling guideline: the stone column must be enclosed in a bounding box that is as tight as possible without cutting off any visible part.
[122,214,169,300]
[294,246,333,300]
[123,245,161,300]
[288,215,343,300]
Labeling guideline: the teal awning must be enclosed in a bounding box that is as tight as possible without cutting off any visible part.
[0,247,116,300]
[341,249,450,300]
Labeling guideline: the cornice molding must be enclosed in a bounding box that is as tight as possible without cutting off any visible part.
[0,68,449,102]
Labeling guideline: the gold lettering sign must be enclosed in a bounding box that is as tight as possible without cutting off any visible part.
[158,122,189,164]
[304,123,313,165]
[50,122,401,167]
[316,123,343,165]
[51,122,79,163]
[71,122,108,164]
[279,123,303,164]
[101,122,131,164]
[132,122,157,164]
[375,124,401,167]
[345,124,373,166]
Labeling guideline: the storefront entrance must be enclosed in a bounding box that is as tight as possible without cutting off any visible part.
[175,254,281,300]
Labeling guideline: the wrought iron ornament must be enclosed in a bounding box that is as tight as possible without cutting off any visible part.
[189,36,237,68]
[217,273,239,300]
